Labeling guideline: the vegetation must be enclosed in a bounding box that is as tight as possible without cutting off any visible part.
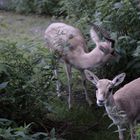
[61,0,140,80]
[0,38,117,140]
[0,0,140,139]
[0,0,61,15]
[0,118,56,140]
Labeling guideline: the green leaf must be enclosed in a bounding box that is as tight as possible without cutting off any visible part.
[113,2,123,9]
[0,82,8,90]
[118,36,131,40]
[50,128,55,138]
[32,132,48,139]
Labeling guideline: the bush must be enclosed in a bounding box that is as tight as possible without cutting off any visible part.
[1,0,61,15]
[0,40,56,122]
[0,118,59,140]
[0,40,67,139]
[0,0,13,10]
[0,0,61,15]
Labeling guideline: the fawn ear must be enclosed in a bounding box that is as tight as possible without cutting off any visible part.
[84,70,99,85]
[112,73,126,87]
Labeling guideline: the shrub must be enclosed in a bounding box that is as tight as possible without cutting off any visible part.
[0,118,59,140]
[0,0,13,10]
[0,0,61,15]
[0,40,56,122]
[0,39,67,139]
[2,0,60,15]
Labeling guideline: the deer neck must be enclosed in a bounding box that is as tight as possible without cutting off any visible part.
[105,94,127,125]
[74,47,104,69]
[105,94,115,107]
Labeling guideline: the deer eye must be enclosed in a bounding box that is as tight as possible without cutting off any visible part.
[95,86,98,90]
[108,87,112,92]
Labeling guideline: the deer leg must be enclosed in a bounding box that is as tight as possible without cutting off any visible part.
[49,47,61,97]
[80,70,93,106]
[54,69,61,97]
[130,122,136,140]
[117,125,124,140]
[64,63,72,109]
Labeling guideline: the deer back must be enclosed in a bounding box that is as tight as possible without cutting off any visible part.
[114,78,140,122]
[44,22,87,53]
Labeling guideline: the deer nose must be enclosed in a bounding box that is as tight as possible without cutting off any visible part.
[97,100,105,106]
[99,100,104,103]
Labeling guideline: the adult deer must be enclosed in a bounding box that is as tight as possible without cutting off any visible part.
[85,70,140,140]
[44,22,115,109]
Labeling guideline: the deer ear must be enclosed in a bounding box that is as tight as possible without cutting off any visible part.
[99,46,110,55]
[90,27,100,46]
[84,70,99,85]
[112,73,126,87]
